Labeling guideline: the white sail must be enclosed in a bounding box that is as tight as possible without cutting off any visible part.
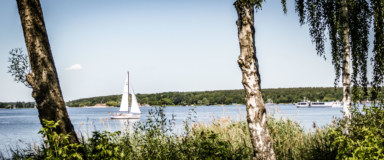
[119,75,129,112]
[130,86,141,114]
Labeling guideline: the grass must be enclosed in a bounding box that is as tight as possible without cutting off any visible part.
[268,118,336,160]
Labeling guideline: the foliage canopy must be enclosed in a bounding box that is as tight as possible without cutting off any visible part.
[7,48,31,88]
[296,0,384,102]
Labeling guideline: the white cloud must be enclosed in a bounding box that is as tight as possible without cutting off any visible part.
[66,64,83,71]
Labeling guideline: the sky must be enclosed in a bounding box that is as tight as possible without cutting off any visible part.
[0,0,358,102]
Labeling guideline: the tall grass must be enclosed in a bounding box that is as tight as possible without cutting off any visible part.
[268,118,336,160]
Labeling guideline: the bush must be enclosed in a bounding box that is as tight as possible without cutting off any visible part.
[330,105,384,159]
[25,119,84,160]
[85,131,123,160]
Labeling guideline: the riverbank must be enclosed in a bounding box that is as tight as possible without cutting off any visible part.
[79,105,111,108]
[1,105,382,159]
[0,104,344,154]
[1,110,334,159]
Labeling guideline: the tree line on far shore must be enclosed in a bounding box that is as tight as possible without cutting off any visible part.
[0,102,35,109]
[65,87,346,107]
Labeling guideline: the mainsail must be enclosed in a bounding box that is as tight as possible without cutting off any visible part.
[119,75,129,112]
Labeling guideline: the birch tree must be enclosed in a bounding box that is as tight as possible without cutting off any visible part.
[371,0,384,102]
[234,0,286,159]
[15,0,79,144]
[295,0,384,133]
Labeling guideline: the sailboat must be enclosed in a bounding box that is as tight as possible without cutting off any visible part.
[111,72,141,119]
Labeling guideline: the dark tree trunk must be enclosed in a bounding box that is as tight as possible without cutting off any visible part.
[234,2,275,160]
[16,0,79,144]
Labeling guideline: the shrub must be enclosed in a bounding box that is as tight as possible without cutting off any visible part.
[35,119,83,160]
[330,105,384,159]
[85,131,123,160]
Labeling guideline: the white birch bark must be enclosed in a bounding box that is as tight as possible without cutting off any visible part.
[341,0,352,118]
[234,2,275,160]
[341,0,352,134]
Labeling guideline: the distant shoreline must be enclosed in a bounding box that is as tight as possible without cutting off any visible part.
[70,105,111,108]
[67,104,249,108]
[3,103,295,109]
[65,87,343,107]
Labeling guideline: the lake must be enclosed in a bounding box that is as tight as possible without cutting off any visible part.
[0,104,343,154]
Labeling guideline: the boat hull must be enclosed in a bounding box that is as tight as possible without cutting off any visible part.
[310,105,332,108]
[296,101,341,108]
[111,113,141,119]
[296,105,309,108]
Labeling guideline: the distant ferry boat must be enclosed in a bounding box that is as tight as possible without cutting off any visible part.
[295,101,341,108]
[296,101,310,108]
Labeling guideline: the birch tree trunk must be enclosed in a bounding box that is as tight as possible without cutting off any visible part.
[16,0,79,144]
[234,2,275,160]
[341,0,352,121]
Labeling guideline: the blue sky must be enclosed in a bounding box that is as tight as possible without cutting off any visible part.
[0,0,342,102]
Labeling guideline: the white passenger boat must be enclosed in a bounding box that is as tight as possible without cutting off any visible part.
[310,102,331,108]
[295,101,310,108]
[330,101,342,108]
[111,72,141,119]
[311,101,342,108]
[295,97,310,108]
[296,100,341,108]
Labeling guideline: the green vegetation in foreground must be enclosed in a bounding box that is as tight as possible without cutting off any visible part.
[66,87,344,107]
[3,105,384,160]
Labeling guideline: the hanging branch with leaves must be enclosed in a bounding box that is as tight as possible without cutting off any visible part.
[294,0,384,108]
[371,0,384,101]
[8,48,31,88]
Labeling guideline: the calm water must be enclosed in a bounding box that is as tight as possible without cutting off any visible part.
[0,104,343,154]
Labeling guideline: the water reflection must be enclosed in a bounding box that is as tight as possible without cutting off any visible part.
[113,119,139,134]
